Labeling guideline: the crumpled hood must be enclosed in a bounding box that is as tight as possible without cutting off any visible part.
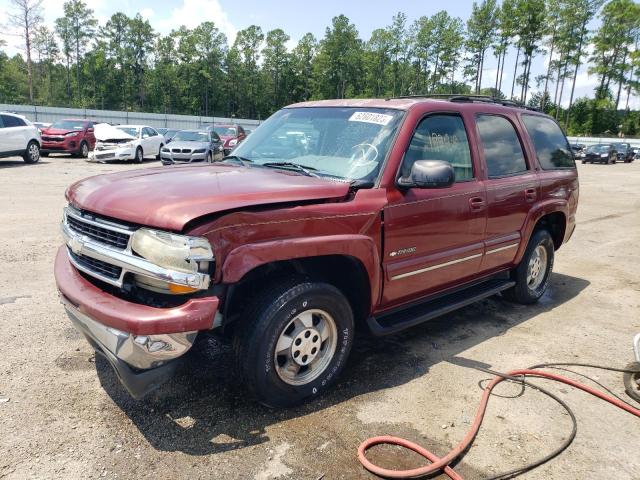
[66,164,350,231]
[94,123,134,141]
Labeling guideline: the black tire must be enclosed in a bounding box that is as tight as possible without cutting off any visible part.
[23,140,40,163]
[78,141,89,158]
[134,146,143,163]
[623,362,640,403]
[233,279,354,408]
[206,151,213,163]
[581,160,586,164]
[503,229,555,304]
[156,144,163,160]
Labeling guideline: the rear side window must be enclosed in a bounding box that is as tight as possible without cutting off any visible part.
[402,114,473,182]
[1,114,26,128]
[522,115,574,169]
[476,115,527,178]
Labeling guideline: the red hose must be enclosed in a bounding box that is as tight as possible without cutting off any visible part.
[358,369,640,479]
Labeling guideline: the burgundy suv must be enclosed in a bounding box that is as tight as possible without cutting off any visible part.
[41,119,96,158]
[55,97,578,406]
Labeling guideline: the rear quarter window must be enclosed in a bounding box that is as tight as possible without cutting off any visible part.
[1,115,26,127]
[522,115,575,169]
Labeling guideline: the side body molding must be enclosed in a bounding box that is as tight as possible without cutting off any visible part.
[221,234,382,309]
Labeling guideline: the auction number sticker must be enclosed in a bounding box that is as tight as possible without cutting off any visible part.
[348,111,393,126]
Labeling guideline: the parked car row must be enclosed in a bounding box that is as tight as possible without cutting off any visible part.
[576,142,638,164]
[0,111,251,165]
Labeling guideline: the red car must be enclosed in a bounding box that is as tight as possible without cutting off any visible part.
[55,97,578,406]
[212,123,247,155]
[41,119,96,158]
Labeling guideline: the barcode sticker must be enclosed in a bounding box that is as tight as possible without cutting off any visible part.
[348,111,393,126]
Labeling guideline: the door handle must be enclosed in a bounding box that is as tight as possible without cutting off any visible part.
[524,188,537,202]
[469,197,485,211]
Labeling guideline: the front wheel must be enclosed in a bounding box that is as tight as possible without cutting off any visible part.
[23,141,40,163]
[156,144,163,160]
[134,147,143,163]
[78,141,89,158]
[206,151,213,163]
[503,229,554,304]
[234,279,354,407]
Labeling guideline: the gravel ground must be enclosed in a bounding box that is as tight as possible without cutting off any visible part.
[0,155,639,480]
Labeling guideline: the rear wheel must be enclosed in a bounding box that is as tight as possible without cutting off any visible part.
[23,141,40,164]
[504,229,554,304]
[233,279,354,407]
[134,146,143,163]
[623,362,640,403]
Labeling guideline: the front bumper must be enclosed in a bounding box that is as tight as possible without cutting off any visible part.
[90,146,134,162]
[55,247,219,397]
[42,136,79,153]
[160,151,207,164]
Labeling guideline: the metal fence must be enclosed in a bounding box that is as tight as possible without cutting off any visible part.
[567,136,640,146]
[0,103,261,131]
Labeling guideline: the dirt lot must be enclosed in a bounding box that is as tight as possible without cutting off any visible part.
[0,155,638,480]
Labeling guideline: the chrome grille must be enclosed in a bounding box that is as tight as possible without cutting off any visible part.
[65,210,132,249]
[69,250,122,280]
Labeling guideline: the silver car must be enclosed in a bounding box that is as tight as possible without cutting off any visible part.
[160,130,224,165]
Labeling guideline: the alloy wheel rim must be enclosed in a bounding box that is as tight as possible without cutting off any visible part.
[527,245,548,290]
[274,308,337,386]
[29,143,39,161]
[82,143,88,156]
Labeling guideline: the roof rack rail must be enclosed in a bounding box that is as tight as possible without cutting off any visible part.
[389,94,540,112]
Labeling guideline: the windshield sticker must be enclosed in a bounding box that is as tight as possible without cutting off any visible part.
[348,111,393,126]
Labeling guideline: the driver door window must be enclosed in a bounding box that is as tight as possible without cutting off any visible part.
[402,115,473,182]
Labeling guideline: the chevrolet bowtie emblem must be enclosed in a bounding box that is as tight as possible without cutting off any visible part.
[70,236,83,255]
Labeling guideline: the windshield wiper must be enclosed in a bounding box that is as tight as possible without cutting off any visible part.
[222,155,254,166]
[261,162,319,177]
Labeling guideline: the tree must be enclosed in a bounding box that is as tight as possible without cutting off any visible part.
[314,15,363,99]
[590,0,640,109]
[263,28,291,110]
[127,14,156,109]
[493,0,517,95]
[7,0,44,102]
[563,0,605,128]
[513,0,546,103]
[59,0,98,102]
[32,25,58,103]
[388,12,408,96]
[101,12,130,110]
[291,33,317,102]
[465,0,498,94]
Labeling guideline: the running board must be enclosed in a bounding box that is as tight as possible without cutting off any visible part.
[367,279,515,336]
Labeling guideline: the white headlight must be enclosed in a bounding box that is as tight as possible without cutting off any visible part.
[131,228,213,273]
[228,138,238,147]
[600,153,608,157]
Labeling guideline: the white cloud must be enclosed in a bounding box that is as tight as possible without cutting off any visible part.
[155,0,236,44]
[140,7,154,20]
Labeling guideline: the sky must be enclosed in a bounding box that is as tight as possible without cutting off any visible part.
[1,0,638,109]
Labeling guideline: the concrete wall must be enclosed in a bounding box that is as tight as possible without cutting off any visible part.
[0,104,261,131]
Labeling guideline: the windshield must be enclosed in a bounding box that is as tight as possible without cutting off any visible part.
[116,127,139,138]
[614,144,629,152]
[587,144,610,153]
[172,131,209,142]
[51,120,85,131]
[214,126,237,136]
[231,107,404,181]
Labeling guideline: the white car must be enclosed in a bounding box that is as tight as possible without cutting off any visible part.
[0,112,42,163]
[91,124,164,163]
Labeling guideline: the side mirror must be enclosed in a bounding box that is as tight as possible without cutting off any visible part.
[398,160,455,189]
[87,127,94,133]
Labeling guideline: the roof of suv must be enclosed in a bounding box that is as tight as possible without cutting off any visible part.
[286,96,540,113]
